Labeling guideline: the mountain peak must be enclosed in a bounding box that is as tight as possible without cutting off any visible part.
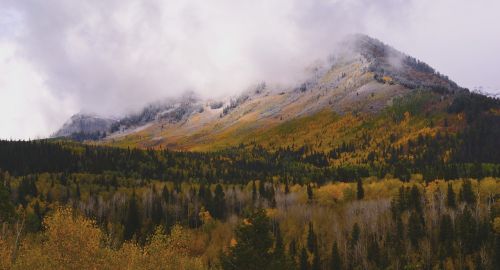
[52,113,116,140]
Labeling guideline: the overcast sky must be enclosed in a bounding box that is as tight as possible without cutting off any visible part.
[1,0,499,139]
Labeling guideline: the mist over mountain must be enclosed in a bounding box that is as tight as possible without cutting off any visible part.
[53,34,483,151]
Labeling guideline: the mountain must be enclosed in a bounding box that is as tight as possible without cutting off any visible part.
[52,113,116,141]
[54,34,499,157]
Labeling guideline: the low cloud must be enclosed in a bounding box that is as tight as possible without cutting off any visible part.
[0,0,499,138]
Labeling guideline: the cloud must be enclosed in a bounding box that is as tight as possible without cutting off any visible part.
[0,0,499,139]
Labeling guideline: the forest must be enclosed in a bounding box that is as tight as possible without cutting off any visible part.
[0,138,499,269]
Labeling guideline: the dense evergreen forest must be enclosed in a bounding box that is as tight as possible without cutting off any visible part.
[0,138,499,269]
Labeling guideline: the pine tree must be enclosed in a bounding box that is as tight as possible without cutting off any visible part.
[446,182,456,209]
[408,210,424,248]
[221,208,274,270]
[252,180,257,205]
[460,179,476,205]
[289,239,297,258]
[124,191,140,241]
[0,181,14,222]
[259,180,266,199]
[311,249,320,270]
[330,241,341,270]
[299,247,309,270]
[367,235,380,267]
[438,214,454,258]
[307,222,317,253]
[456,207,477,254]
[213,183,226,219]
[409,185,422,213]
[356,178,364,200]
[162,185,170,203]
[271,225,295,270]
[350,223,360,248]
[307,184,313,202]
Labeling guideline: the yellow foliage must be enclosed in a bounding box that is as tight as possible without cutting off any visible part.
[316,183,350,204]
[15,207,104,269]
[0,237,12,270]
[230,238,237,247]
[493,217,500,235]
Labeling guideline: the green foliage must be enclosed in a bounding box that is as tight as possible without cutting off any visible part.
[356,178,364,200]
[221,209,273,270]
[446,182,456,209]
[330,241,341,270]
[0,181,14,222]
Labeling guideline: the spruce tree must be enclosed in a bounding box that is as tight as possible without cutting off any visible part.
[311,249,320,270]
[213,183,226,219]
[446,182,456,209]
[330,241,341,270]
[438,214,454,258]
[350,223,360,248]
[460,179,476,205]
[307,222,317,253]
[299,247,309,270]
[356,178,364,200]
[307,184,313,202]
[124,192,140,241]
[0,181,14,222]
[221,208,274,270]
[408,210,424,248]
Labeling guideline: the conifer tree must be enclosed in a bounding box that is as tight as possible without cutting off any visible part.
[438,214,454,258]
[221,208,273,270]
[367,235,380,267]
[124,192,140,241]
[299,247,309,270]
[356,178,364,200]
[460,179,476,205]
[446,182,456,209]
[408,210,424,248]
[307,222,317,253]
[330,241,341,270]
[350,223,360,248]
[0,181,14,222]
[307,184,313,202]
[311,249,320,270]
[213,183,226,219]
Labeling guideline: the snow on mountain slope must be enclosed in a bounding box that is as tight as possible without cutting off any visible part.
[55,34,462,149]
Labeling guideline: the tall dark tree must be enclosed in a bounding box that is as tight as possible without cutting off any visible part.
[438,214,454,259]
[299,247,309,270]
[307,222,317,253]
[367,235,380,267]
[330,241,341,270]
[212,183,226,219]
[356,178,364,200]
[408,210,424,248]
[456,207,477,254]
[124,192,141,241]
[307,184,313,202]
[221,209,274,270]
[460,179,476,205]
[311,249,320,270]
[350,223,360,248]
[0,182,14,222]
[446,183,456,209]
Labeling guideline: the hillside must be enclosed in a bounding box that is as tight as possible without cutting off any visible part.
[53,34,479,153]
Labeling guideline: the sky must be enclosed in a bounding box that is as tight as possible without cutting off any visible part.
[0,0,499,139]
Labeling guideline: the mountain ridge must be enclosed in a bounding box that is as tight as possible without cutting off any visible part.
[53,34,489,152]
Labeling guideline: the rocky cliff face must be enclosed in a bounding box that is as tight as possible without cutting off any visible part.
[52,113,116,139]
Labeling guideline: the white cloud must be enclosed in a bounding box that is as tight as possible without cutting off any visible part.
[0,42,77,139]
